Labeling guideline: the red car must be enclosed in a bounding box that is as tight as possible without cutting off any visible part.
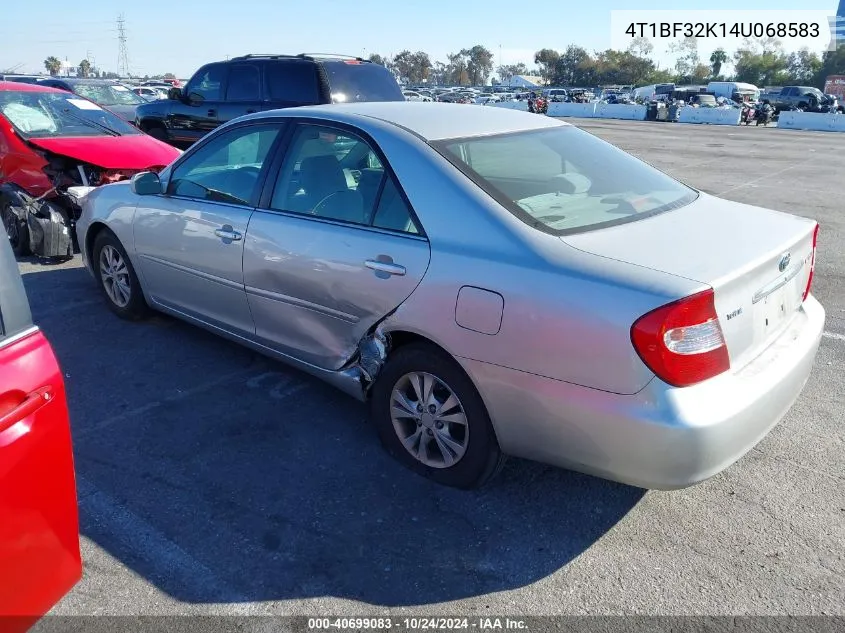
[0,233,81,629]
[0,81,180,258]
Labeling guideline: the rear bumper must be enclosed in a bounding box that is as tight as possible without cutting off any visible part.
[461,295,825,489]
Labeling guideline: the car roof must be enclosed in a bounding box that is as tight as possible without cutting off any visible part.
[0,80,65,93]
[258,102,569,141]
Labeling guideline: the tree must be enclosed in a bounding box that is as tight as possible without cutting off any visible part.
[464,45,494,85]
[668,37,701,82]
[627,37,654,58]
[814,44,845,89]
[732,45,789,86]
[709,48,728,78]
[496,63,527,84]
[534,48,560,84]
[787,48,822,84]
[43,56,62,76]
[446,51,469,85]
[367,53,387,66]
[163,72,176,79]
[78,59,92,78]
[390,50,432,84]
[552,45,591,85]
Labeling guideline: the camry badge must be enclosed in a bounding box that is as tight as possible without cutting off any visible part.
[778,253,791,272]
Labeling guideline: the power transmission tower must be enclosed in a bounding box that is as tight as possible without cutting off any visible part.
[117,14,130,77]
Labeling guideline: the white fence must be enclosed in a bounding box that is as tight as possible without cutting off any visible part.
[677,107,742,125]
[777,111,845,132]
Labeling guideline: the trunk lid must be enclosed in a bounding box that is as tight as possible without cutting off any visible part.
[561,192,817,371]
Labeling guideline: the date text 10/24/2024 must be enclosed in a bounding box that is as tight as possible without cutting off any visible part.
[307,618,528,630]
[624,21,821,39]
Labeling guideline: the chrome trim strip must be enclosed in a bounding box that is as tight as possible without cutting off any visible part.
[752,260,805,304]
[0,326,40,351]
[138,254,244,291]
[244,285,359,323]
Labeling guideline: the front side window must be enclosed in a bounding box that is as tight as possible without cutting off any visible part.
[225,65,260,101]
[0,91,140,137]
[186,64,227,101]
[433,126,697,234]
[168,124,282,205]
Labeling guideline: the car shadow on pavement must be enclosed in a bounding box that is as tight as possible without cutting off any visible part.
[22,264,645,608]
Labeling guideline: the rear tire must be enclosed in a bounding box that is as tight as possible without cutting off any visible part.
[370,342,505,489]
[92,230,149,320]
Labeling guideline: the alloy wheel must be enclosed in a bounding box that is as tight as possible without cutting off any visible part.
[99,245,131,308]
[390,371,469,468]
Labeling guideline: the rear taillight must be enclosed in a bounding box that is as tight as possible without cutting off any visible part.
[631,288,730,388]
[802,223,819,302]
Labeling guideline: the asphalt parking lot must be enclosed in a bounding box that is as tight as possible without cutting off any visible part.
[21,118,844,617]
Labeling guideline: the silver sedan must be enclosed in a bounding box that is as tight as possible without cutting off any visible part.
[77,103,825,489]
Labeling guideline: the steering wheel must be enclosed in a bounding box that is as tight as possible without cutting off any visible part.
[311,190,347,216]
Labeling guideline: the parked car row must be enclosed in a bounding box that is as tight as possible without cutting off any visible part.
[0,53,404,260]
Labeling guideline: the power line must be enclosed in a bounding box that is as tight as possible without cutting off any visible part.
[117,14,130,77]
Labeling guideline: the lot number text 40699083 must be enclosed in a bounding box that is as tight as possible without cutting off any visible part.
[307,617,528,630]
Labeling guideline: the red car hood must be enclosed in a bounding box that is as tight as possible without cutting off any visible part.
[27,135,180,170]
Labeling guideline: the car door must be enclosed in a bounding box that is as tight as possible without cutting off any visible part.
[0,236,81,629]
[169,63,228,143]
[243,122,431,370]
[133,121,286,334]
[216,63,264,123]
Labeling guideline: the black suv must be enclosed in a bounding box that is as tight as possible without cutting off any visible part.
[134,54,404,146]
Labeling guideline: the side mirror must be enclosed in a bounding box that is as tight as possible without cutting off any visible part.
[167,86,182,100]
[187,91,205,106]
[130,171,162,196]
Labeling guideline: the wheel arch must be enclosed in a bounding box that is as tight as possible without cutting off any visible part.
[375,328,500,441]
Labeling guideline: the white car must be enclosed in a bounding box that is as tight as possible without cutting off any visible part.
[403,91,432,102]
[132,86,168,101]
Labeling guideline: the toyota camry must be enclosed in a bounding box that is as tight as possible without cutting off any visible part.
[76,103,825,489]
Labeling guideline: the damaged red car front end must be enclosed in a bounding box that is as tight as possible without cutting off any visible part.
[0,82,180,259]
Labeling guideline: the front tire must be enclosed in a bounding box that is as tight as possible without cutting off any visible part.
[2,200,30,257]
[92,230,149,320]
[370,343,505,489]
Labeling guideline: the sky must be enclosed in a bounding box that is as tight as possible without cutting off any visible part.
[2,0,839,80]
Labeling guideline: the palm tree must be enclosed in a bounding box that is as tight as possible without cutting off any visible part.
[78,59,92,78]
[44,56,62,76]
[709,48,728,79]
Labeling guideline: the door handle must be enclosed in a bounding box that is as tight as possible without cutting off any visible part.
[0,387,53,433]
[215,227,243,241]
[365,260,406,276]
[207,109,217,117]
[246,109,256,114]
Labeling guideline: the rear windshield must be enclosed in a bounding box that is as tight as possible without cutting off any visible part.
[432,126,698,235]
[323,61,404,103]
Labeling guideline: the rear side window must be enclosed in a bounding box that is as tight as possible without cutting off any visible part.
[265,62,321,104]
[0,238,33,341]
[322,61,404,103]
[225,64,261,101]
